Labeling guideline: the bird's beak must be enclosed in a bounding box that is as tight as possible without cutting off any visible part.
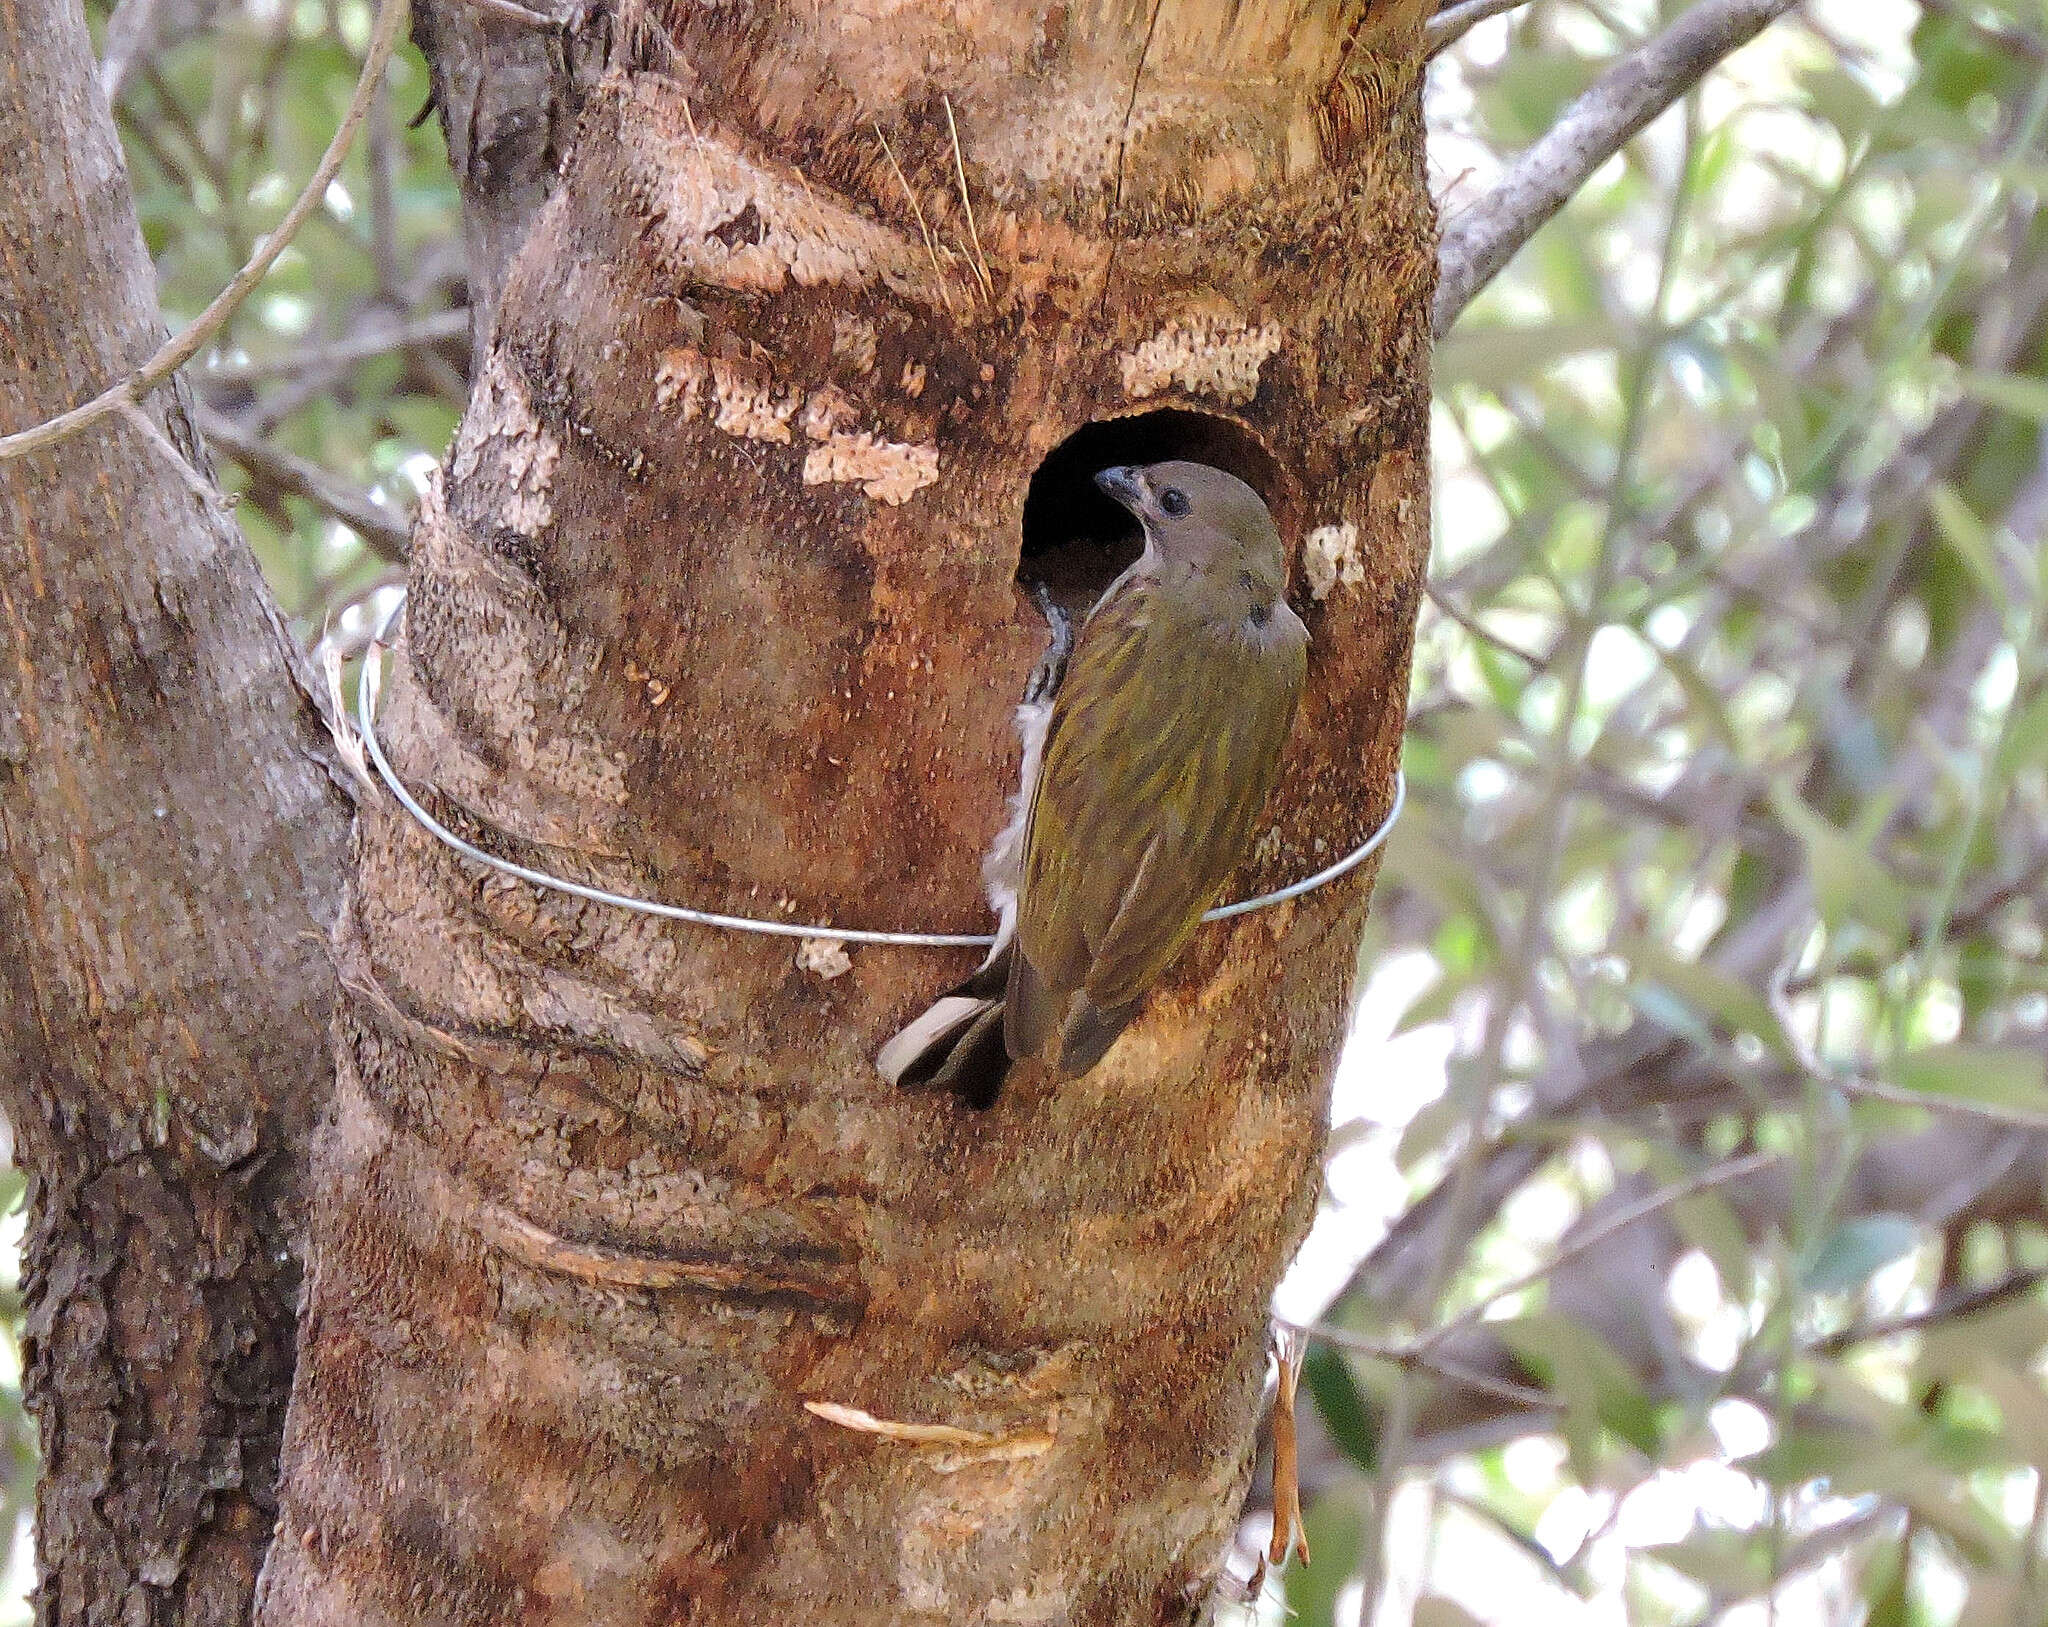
[1094,464,1146,512]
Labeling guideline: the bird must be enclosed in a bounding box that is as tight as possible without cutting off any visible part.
[877,459,1310,1105]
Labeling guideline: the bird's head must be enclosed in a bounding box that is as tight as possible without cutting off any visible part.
[1093,460,1285,591]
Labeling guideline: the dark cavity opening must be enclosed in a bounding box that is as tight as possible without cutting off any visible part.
[1017,410,1285,614]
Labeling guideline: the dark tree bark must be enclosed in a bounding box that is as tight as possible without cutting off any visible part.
[410,0,605,344]
[0,0,352,1620]
[259,2,1436,1621]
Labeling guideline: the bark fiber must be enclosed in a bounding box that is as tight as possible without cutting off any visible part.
[0,0,352,1618]
[263,3,1435,1620]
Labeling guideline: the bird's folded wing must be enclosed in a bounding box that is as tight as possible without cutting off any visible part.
[1013,586,1306,1036]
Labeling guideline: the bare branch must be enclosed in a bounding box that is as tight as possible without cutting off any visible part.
[199,308,471,385]
[449,0,556,28]
[98,0,170,101]
[195,405,412,562]
[1417,1148,1783,1355]
[1434,0,1800,334]
[0,0,409,462]
[1810,1267,2048,1356]
[114,397,227,514]
[1427,0,1536,57]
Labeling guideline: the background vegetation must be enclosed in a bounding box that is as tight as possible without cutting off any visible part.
[20,0,2047,1617]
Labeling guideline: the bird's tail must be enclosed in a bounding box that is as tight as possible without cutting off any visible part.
[876,954,1014,1106]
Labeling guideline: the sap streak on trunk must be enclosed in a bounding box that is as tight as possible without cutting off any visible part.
[262,1,1433,1620]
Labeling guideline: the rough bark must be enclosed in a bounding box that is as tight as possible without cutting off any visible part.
[0,0,352,1619]
[261,4,1435,1621]
[410,0,604,344]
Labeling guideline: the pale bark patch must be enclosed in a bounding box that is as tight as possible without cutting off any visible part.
[1302,520,1365,600]
[802,430,942,505]
[1119,314,1283,405]
[796,937,853,980]
[623,78,946,303]
[656,348,804,443]
[452,349,560,533]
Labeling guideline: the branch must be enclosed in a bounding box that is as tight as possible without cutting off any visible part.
[1809,1267,2048,1356]
[199,308,470,386]
[98,0,172,102]
[0,0,408,462]
[1427,0,1535,56]
[194,405,412,562]
[1434,0,1800,334]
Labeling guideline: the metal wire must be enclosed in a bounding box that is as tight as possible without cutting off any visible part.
[355,595,1405,948]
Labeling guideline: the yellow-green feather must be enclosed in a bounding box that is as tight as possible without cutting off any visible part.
[1006,570,1308,1066]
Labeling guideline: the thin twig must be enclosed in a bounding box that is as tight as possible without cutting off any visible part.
[1768,952,2048,1131]
[1808,1267,2048,1356]
[200,308,471,384]
[1434,0,1799,333]
[1424,582,1550,669]
[0,0,410,464]
[98,0,169,102]
[195,405,411,561]
[1416,1148,1783,1357]
[1427,0,1536,56]
[115,399,227,515]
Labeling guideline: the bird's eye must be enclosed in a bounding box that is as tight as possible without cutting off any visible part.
[1160,487,1190,516]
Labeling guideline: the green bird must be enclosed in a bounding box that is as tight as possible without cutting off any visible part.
[878,460,1310,1104]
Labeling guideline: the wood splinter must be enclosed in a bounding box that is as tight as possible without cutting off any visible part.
[802,1400,999,1447]
[802,1401,1057,1468]
[1268,1325,1311,1567]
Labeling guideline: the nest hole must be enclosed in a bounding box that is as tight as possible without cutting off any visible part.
[1017,410,1286,614]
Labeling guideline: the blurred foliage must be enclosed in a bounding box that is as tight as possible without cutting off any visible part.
[99,0,465,637]
[16,0,2048,1619]
[1271,0,2048,1620]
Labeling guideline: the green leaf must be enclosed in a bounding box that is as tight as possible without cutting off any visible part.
[1650,643,1742,754]
[1961,1361,2048,1466]
[1927,482,2008,606]
[1627,940,1793,1053]
[1995,684,2048,775]
[1498,1312,1660,1468]
[1957,368,2048,422]
[1645,1528,1769,1594]
[1893,1045,2048,1115]
[1805,1214,1920,1295]
[1302,1347,1377,1472]
[1436,321,1617,387]
[1768,785,1911,943]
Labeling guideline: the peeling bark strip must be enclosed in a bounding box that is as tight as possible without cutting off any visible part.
[0,0,350,1619]
[263,0,1435,1619]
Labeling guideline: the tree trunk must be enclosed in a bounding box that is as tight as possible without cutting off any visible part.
[408,0,602,345]
[260,2,1434,1619]
[0,0,352,1619]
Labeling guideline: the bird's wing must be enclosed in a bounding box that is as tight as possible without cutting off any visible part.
[1010,582,1307,1051]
